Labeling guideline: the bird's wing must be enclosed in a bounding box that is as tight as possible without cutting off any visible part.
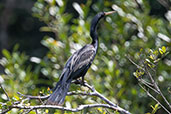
[72,49,96,72]
[59,45,96,81]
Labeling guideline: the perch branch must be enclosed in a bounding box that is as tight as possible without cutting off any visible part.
[9,104,129,113]
[13,82,131,114]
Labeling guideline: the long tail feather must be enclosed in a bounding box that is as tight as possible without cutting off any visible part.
[46,80,71,105]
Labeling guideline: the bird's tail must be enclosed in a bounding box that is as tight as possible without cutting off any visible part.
[46,80,71,105]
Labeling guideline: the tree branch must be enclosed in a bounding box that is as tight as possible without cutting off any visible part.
[13,82,131,114]
[126,55,145,71]
[9,104,128,113]
[0,84,10,101]
[127,55,171,114]
[17,92,49,100]
[139,84,171,114]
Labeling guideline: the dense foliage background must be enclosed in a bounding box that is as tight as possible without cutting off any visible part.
[0,0,170,113]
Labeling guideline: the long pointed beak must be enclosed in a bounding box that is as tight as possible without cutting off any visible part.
[104,11,115,16]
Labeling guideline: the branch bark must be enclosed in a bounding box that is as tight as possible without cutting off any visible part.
[4,82,131,114]
[0,84,10,101]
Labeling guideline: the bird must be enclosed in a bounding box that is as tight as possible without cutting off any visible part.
[46,11,115,105]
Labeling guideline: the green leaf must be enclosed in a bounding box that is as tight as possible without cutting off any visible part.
[154,103,159,109]
[6,101,12,106]
[148,63,152,68]
[2,49,11,59]
[162,46,166,53]
[150,105,154,110]
[45,109,49,113]
[115,110,119,114]
[153,50,158,56]
[151,103,160,114]
[14,95,20,101]
[149,55,154,60]
[148,49,153,53]
[159,48,162,54]
[98,108,103,112]
[0,103,2,109]
[29,111,36,114]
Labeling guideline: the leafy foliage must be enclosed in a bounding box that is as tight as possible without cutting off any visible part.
[0,0,170,114]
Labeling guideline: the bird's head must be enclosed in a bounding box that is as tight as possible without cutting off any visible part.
[90,11,115,45]
[92,11,115,24]
[91,11,115,31]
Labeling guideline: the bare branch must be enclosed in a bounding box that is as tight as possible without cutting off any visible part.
[145,65,171,109]
[139,84,171,114]
[83,82,117,107]
[25,108,34,114]
[8,104,130,114]
[15,82,131,114]
[17,92,49,100]
[127,54,171,113]
[140,79,160,94]
[0,84,10,101]
[126,55,145,71]
[141,79,153,86]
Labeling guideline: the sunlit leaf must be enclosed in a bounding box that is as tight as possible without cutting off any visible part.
[6,101,12,106]
[159,48,162,54]
[14,95,20,101]
[98,108,103,112]
[162,46,166,53]
[149,55,154,60]
[0,104,2,109]
[29,111,36,114]
[45,109,49,113]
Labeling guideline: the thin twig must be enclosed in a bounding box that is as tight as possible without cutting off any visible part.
[145,66,171,109]
[139,84,171,114]
[127,55,171,113]
[17,92,49,100]
[25,108,34,114]
[140,79,160,94]
[145,66,155,85]
[159,89,171,109]
[126,56,145,71]
[0,84,10,101]
[0,107,12,114]
[141,79,153,86]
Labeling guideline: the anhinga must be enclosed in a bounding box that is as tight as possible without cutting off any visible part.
[46,11,115,105]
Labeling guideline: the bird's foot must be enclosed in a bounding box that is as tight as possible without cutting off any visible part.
[80,79,87,86]
[72,79,86,86]
[72,79,81,84]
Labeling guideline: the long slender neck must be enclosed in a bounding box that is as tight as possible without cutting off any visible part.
[90,25,98,50]
[90,12,105,50]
